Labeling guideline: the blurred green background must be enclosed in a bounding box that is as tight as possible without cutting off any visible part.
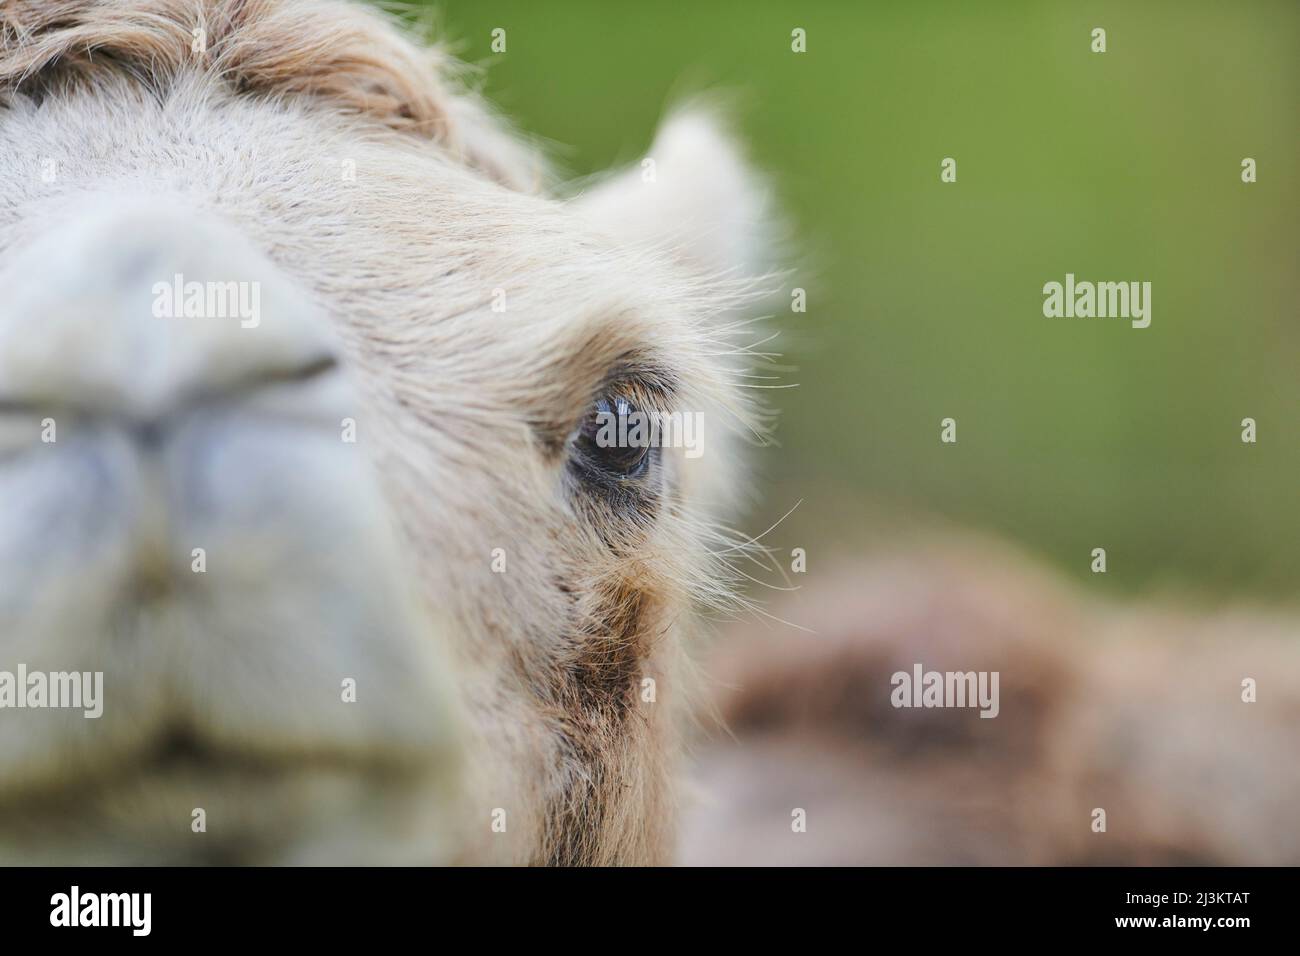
[413,0,1297,600]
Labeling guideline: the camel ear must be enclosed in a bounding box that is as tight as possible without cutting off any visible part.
[572,107,776,279]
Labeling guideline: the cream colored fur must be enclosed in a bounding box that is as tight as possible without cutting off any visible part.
[0,0,776,864]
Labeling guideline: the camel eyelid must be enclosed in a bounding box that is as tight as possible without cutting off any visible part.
[590,360,680,420]
[531,358,681,460]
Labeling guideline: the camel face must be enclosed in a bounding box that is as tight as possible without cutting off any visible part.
[0,1,771,865]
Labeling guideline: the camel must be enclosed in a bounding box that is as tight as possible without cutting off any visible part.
[0,0,774,865]
[681,538,1300,866]
[4,1,1293,869]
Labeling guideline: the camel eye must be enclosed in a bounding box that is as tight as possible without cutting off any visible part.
[573,395,653,480]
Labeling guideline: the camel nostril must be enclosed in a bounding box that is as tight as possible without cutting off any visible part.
[127,553,174,606]
[132,418,167,450]
[244,353,341,391]
[286,354,339,383]
[150,726,208,767]
[176,352,342,417]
